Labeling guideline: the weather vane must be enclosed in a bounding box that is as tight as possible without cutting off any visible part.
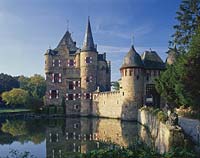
[67,19,69,31]
[131,33,134,46]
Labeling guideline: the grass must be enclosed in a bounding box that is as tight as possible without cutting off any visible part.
[0,109,31,114]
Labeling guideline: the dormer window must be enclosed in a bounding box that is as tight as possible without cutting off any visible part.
[85,57,92,63]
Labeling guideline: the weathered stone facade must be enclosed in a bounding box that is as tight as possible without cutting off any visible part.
[44,19,111,116]
[45,18,166,120]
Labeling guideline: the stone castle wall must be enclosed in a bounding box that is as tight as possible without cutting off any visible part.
[92,91,138,120]
[138,109,185,154]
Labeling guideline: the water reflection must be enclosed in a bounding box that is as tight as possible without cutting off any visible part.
[0,117,144,158]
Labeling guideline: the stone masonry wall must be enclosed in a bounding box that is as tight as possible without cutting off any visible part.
[138,109,185,154]
[92,91,138,120]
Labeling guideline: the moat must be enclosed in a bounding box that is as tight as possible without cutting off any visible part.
[0,117,152,158]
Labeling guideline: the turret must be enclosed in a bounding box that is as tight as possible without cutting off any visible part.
[120,45,144,106]
[80,18,98,115]
[166,45,179,65]
[80,18,98,92]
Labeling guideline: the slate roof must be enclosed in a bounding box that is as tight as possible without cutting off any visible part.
[121,45,144,69]
[45,49,58,56]
[141,50,165,70]
[56,30,78,54]
[81,18,96,52]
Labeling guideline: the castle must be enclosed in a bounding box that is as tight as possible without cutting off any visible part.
[44,18,168,120]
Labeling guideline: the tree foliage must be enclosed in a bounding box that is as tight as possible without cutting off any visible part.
[2,88,29,106]
[111,81,120,91]
[170,0,200,52]
[0,73,19,94]
[156,26,200,110]
[18,74,46,99]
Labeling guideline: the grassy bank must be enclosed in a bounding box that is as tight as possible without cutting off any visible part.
[0,109,31,114]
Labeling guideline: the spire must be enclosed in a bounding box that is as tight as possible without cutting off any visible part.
[82,17,96,52]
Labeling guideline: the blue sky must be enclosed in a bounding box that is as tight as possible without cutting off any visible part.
[0,0,181,81]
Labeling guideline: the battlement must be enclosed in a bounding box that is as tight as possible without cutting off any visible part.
[97,90,120,96]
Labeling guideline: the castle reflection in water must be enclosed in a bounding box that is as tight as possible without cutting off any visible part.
[0,117,149,158]
[46,118,140,158]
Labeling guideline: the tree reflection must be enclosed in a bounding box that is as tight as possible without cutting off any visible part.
[0,119,46,145]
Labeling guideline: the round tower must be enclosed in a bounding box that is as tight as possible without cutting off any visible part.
[120,45,144,107]
[80,18,97,115]
[166,45,179,65]
[44,49,53,74]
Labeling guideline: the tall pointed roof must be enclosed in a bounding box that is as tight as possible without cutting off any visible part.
[121,45,144,69]
[81,17,96,52]
[56,30,78,54]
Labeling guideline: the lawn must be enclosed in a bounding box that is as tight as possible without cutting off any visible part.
[0,109,31,114]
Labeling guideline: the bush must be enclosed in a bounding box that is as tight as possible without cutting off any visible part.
[2,88,29,107]
[56,106,64,114]
[48,106,56,114]
[157,111,168,123]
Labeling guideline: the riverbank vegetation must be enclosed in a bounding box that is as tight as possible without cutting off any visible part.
[0,74,46,112]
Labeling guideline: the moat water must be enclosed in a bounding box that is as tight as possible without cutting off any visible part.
[0,117,151,158]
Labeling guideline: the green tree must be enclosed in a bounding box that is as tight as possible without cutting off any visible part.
[0,73,19,94]
[2,88,29,106]
[18,74,46,99]
[175,26,200,109]
[155,65,180,109]
[170,0,200,52]
[157,27,200,111]
[111,81,120,91]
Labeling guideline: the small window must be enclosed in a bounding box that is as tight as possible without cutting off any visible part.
[129,70,132,76]
[147,74,149,81]
[125,70,127,76]
[49,90,58,99]
[68,59,75,67]
[53,59,59,67]
[86,76,92,83]
[52,73,61,83]
[69,81,74,90]
[85,57,92,63]
[68,94,73,100]
[86,93,90,99]
[74,123,79,128]
[86,77,90,83]
[75,81,79,87]
[137,75,139,80]
[74,104,79,110]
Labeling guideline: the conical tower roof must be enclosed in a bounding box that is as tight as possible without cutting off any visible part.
[121,45,144,69]
[82,18,96,52]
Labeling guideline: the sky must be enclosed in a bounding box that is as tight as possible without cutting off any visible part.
[0,0,181,81]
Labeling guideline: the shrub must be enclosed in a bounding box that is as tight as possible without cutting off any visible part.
[48,106,56,114]
[157,111,168,123]
[56,106,64,114]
